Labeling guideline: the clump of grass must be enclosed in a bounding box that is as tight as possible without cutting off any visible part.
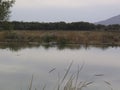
[48,61,94,90]
[4,31,25,42]
[29,75,34,90]
[41,34,57,43]
[57,61,94,90]
[27,61,113,90]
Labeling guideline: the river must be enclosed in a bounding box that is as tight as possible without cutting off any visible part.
[0,44,120,90]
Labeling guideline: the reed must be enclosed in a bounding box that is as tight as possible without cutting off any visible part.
[27,61,113,90]
[0,30,120,45]
[29,75,34,90]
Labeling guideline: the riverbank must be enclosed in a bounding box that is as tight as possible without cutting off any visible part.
[0,30,120,45]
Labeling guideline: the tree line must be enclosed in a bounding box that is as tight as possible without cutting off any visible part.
[0,21,120,31]
[1,0,120,31]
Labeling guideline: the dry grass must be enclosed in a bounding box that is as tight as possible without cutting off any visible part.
[0,30,120,45]
[27,61,113,90]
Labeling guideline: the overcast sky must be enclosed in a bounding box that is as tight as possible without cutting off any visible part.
[10,0,120,23]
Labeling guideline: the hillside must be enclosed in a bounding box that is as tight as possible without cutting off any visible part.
[96,15,120,25]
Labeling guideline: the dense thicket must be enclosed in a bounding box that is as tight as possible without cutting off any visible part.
[0,21,120,31]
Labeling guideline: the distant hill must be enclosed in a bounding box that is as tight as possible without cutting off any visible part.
[96,15,120,25]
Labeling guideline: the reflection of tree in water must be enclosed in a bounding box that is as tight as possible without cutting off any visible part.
[57,44,81,50]
[91,44,118,50]
[0,43,40,51]
[0,43,119,51]
[56,44,119,50]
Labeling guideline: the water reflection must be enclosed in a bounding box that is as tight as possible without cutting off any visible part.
[0,43,120,90]
[0,43,119,51]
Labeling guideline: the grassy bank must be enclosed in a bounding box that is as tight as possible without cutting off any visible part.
[0,30,120,45]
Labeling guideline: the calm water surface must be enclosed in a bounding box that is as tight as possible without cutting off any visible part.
[0,45,120,90]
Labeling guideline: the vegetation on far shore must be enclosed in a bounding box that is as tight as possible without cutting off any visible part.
[0,21,120,31]
[0,30,120,46]
[1,0,120,46]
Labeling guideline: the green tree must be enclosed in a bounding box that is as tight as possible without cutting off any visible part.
[0,0,15,21]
